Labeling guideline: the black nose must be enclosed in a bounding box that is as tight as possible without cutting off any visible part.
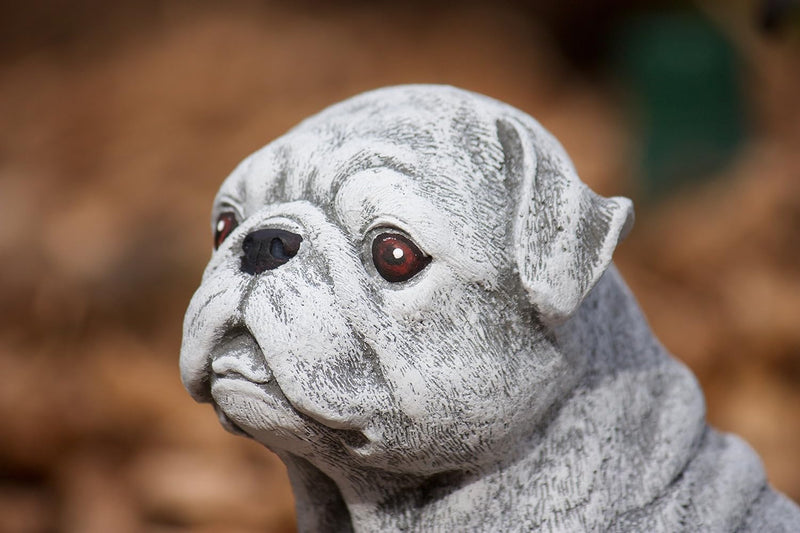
[240,228,303,275]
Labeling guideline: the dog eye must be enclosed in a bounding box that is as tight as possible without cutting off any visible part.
[214,212,239,249]
[371,232,431,282]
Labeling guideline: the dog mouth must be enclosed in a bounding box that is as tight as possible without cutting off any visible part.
[206,326,374,450]
[210,326,274,385]
[208,326,277,436]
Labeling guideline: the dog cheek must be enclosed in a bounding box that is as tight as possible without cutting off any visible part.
[243,275,391,425]
[377,291,559,459]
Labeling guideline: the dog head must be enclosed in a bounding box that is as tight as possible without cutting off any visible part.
[180,85,633,475]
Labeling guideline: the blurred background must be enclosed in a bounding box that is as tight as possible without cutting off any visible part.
[0,0,798,531]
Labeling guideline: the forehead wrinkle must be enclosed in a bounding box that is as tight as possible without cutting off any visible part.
[222,143,292,215]
[234,159,249,201]
[327,142,422,203]
[334,168,428,236]
[288,103,475,205]
[263,143,292,203]
[247,139,324,209]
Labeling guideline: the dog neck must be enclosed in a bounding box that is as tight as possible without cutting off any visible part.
[278,267,765,532]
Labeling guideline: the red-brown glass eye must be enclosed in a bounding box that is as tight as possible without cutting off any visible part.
[372,233,431,282]
[214,212,239,249]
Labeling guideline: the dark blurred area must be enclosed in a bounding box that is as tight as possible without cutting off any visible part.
[0,0,798,531]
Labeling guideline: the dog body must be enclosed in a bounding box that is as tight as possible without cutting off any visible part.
[181,85,799,531]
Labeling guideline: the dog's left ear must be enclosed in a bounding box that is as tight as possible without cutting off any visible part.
[497,117,634,325]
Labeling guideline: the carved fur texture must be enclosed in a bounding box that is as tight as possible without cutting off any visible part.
[180,85,800,532]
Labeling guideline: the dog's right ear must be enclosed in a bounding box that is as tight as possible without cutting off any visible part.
[497,117,634,325]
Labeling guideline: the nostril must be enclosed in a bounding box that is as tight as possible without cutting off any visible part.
[241,228,302,275]
[269,238,289,260]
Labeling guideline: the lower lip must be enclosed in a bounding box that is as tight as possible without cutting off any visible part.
[211,374,284,402]
[211,377,375,450]
[210,377,306,431]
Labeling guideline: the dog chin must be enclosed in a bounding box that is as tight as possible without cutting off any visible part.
[211,375,386,463]
[210,376,306,436]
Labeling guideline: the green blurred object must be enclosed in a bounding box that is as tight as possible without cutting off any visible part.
[612,10,747,198]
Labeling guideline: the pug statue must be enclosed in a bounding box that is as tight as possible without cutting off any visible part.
[180,85,799,532]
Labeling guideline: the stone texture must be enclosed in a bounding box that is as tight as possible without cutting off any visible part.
[181,85,800,532]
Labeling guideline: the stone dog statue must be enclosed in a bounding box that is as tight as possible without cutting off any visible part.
[180,85,799,531]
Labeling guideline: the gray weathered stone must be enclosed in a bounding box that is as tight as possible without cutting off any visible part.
[180,85,800,532]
